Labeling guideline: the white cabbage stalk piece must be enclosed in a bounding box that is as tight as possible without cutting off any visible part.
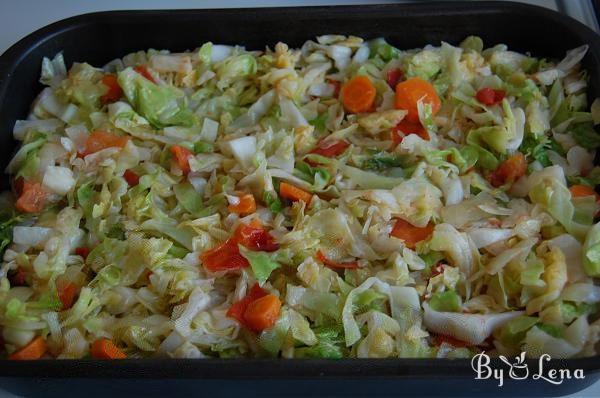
[486,238,537,275]
[547,234,588,283]
[150,53,193,73]
[42,166,75,195]
[524,316,588,358]
[560,283,600,304]
[534,45,588,86]
[211,45,233,63]
[12,227,53,250]
[423,302,523,345]
[430,223,479,278]
[230,89,276,128]
[510,165,566,198]
[173,286,213,337]
[13,118,63,141]
[467,228,514,249]
[199,118,219,142]
[221,136,256,170]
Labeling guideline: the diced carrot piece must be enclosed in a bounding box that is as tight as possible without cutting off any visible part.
[316,250,359,269]
[249,218,263,229]
[341,76,377,114]
[9,336,47,360]
[100,74,123,104]
[570,184,600,200]
[489,153,527,188]
[170,145,193,175]
[226,284,269,325]
[390,219,434,249]
[90,339,126,359]
[279,182,312,205]
[394,77,441,123]
[243,294,281,332]
[15,181,47,213]
[57,281,78,310]
[123,169,140,186]
[83,131,130,156]
[228,193,257,216]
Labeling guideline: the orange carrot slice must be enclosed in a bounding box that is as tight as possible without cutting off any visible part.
[243,294,281,332]
[394,77,441,123]
[9,336,47,360]
[390,219,434,249]
[279,182,312,204]
[90,339,127,359]
[228,193,257,215]
[341,76,376,114]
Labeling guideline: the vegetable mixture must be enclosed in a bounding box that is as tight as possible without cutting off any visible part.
[2,35,600,360]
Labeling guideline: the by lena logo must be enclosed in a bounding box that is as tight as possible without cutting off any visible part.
[471,351,585,387]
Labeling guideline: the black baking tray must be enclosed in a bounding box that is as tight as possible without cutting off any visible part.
[0,1,599,397]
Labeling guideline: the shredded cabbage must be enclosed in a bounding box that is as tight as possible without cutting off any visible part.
[1,35,599,360]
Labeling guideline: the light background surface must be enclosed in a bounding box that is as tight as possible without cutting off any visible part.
[0,0,598,397]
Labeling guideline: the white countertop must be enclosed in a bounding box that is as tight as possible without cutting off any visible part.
[0,1,599,397]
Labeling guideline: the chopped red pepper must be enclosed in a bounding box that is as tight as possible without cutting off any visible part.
[233,224,279,252]
[13,176,24,197]
[200,223,280,272]
[226,283,268,325]
[316,250,360,269]
[391,119,429,145]
[489,153,527,188]
[476,87,506,106]
[327,79,341,98]
[134,65,157,84]
[200,239,249,272]
[427,263,445,283]
[75,247,90,260]
[100,74,123,104]
[386,68,404,89]
[9,267,27,286]
[309,139,350,158]
[170,145,194,175]
[123,169,140,186]
[493,89,506,103]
